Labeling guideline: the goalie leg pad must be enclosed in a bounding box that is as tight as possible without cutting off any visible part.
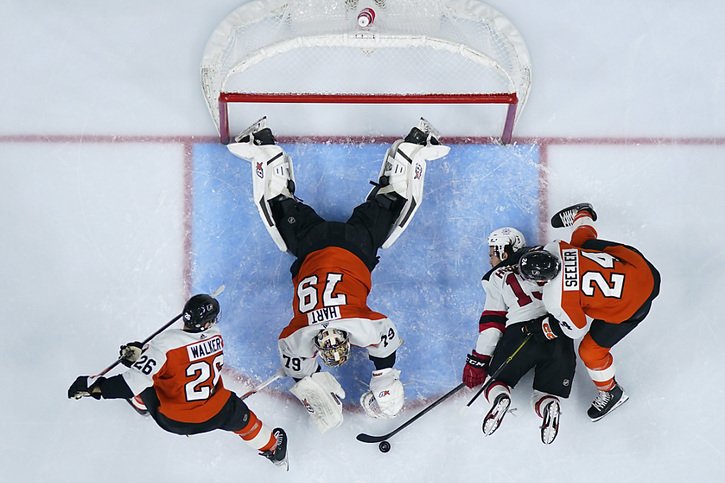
[290,372,345,433]
[368,121,450,249]
[227,141,296,251]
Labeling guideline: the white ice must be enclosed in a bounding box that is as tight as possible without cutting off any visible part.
[1,1,724,482]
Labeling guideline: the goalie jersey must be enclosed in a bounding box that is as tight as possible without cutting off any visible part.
[278,246,400,379]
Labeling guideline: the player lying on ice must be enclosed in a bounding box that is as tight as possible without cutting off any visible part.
[462,227,576,444]
[68,294,289,469]
[227,117,449,432]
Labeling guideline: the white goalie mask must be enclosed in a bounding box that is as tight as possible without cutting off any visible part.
[314,328,350,367]
[487,227,526,258]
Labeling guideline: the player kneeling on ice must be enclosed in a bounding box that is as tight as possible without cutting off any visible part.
[518,203,661,422]
[462,227,576,444]
[68,294,288,469]
[227,117,449,432]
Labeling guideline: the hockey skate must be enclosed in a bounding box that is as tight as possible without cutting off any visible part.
[260,427,289,471]
[125,395,149,416]
[539,399,560,444]
[368,117,450,248]
[482,393,511,436]
[587,381,629,422]
[550,202,598,228]
[227,117,296,251]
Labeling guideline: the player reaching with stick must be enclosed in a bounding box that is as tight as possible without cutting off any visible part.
[68,294,289,469]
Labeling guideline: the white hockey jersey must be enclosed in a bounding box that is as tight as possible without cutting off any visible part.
[475,261,548,357]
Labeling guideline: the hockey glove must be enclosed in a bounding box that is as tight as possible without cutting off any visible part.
[362,368,404,418]
[520,315,563,342]
[462,351,491,388]
[119,341,144,367]
[68,376,104,400]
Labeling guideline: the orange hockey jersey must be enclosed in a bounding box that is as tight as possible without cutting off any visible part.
[122,326,231,424]
[542,223,658,339]
[280,246,387,340]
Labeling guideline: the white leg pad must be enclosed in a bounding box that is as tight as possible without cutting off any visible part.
[227,142,295,251]
[373,141,450,248]
[290,372,346,433]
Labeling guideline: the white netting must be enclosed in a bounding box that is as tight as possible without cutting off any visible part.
[201,0,531,139]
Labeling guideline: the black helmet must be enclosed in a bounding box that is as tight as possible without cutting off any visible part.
[519,250,561,282]
[182,294,220,332]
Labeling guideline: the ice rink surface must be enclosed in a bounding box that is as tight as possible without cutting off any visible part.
[1,1,724,482]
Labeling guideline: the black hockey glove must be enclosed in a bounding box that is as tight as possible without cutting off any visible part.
[68,376,104,400]
[119,341,144,367]
[520,315,563,342]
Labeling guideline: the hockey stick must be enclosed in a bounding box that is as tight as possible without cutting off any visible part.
[465,333,532,407]
[240,368,286,400]
[356,382,466,445]
[93,285,226,378]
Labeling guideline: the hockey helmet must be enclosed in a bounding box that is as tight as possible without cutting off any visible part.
[488,227,526,259]
[519,250,561,282]
[182,294,220,332]
[314,327,350,367]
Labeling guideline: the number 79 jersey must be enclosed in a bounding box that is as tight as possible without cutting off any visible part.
[541,230,659,339]
[121,326,231,424]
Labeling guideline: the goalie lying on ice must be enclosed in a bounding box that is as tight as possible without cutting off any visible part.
[227,116,449,432]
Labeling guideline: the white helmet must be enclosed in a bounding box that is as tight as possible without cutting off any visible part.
[314,328,350,367]
[487,227,526,258]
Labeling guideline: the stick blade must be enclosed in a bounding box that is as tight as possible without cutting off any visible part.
[356,433,385,444]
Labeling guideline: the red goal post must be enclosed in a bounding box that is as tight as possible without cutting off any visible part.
[201,0,532,143]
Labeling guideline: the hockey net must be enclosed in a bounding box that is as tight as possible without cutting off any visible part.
[201,0,532,143]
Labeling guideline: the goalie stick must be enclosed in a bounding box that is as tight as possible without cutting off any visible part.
[550,202,597,228]
[356,383,466,444]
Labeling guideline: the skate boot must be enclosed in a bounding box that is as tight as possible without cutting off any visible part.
[587,381,629,422]
[227,117,296,252]
[550,202,598,228]
[482,392,511,436]
[125,395,148,416]
[539,399,560,444]
[260,428,289,471]
[368,117,450,248]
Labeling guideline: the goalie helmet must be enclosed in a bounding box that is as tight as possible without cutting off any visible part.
[488,227,526,259]
[314,328,350,367]
[182,294,220,332]
[519,250,561,282]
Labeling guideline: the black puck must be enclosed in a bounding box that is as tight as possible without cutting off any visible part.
[379,441,391,453]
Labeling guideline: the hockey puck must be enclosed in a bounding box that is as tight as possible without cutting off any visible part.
[378,441,391,453]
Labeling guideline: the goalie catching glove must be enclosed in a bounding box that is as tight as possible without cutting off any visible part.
[290,372,345,433]
[520,315,563,342]
[360,368,404,419]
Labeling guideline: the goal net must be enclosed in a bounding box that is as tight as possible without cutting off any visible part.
[201,0,532,143]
